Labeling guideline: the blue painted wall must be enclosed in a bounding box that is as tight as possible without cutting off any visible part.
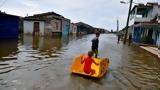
[62,19,70,35]
[157,30,160,46]
[69,24,72,34]
[0,13,19,38]
[133,27,142,43]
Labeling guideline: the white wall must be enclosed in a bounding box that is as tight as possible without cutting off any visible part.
[147,5,159,18]
[73,26,77,33]
[130,5,160,26]
[71,23,77,34]
[40,22,45,35]
[23,21,33,34]
[23,20,45,35]
[157,29,160,47]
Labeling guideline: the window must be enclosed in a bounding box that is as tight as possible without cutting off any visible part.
[55,22,58,30]
[74,27,76,32]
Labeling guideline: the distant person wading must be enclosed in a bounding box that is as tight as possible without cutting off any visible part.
[128,33,132,46]
[117,33,121,44]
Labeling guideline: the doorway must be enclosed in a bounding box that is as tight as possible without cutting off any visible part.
[33,22,40,36]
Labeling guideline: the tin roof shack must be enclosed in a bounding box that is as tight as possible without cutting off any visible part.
[26,12,63,36]
[23,18,45,36]
[76,22,94,35]
[94,27,106,33]
[0,12,20,38]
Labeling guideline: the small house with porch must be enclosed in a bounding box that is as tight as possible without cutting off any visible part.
[23,18,45,36]
[24,12,71,36]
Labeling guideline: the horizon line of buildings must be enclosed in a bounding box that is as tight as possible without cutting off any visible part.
[0,11,109,38]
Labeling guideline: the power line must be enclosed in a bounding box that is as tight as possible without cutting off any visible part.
[0,0,7,9]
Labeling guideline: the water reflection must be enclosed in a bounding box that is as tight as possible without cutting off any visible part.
[22,35,64,55]
[0,39,18,60]
[41,36,62,51]
[110,44,160,89]
[62,35,70,45]
[0,39,18,76]
[17,35,67,62]
[0,34,160,90]
[32,36,40,50]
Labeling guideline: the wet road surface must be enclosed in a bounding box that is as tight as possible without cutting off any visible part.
[0,34,160,90]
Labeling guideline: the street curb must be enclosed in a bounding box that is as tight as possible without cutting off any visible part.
[138,45,160,59]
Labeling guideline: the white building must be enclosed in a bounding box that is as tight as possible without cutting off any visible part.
[23,18,45,36]
[129,3,160,26]
[70,23,77,34]
[128,2,160,46]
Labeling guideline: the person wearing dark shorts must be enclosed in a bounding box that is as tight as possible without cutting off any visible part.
[92,32,100,58]
[128,33,132,46]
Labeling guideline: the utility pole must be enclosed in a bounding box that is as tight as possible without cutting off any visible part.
[123,0,133,45]
[117,17,119,34]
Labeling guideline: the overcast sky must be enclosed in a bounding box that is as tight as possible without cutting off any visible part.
[0,0,159,31]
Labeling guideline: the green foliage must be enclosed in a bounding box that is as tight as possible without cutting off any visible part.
[140,36,148,43]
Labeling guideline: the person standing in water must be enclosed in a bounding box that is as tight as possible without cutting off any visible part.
[117,33,121,44]
[91,32,100,58]
[128,33,132,46]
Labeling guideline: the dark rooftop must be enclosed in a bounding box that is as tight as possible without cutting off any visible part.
[33,12,64,18]
[23,18,46,21]
[0,11,20,17]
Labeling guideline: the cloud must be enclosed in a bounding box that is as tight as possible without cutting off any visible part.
[1,0,159,30]
[22,1,40,8]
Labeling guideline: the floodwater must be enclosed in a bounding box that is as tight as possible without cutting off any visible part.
[0,34,160,90]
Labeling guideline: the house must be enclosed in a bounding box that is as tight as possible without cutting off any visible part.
[76,22,94,35]
[94,28,106,33]
[0,12,20,38]
[128,2,160,47]
[25,12,63,36]
[25,12,71,36]
[70,23,77,34]
[23,18,45,36]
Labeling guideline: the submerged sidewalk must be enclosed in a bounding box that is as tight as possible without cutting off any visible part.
[140,46,160,59]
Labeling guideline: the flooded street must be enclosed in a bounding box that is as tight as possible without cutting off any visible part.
[0,34,160,90]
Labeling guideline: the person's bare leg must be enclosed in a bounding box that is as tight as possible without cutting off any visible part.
[90,69,95,75]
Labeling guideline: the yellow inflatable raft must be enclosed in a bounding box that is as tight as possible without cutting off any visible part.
[70,54,109,78]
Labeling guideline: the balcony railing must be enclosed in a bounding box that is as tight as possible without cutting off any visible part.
[134,17,153,22]
[129,17,153,25]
